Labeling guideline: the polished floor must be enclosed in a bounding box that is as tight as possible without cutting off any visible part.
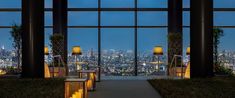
[88,80,162,98]
[101,75,168,80]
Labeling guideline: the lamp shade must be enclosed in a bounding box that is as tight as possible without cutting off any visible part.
[153,46,163,55]
[72,46,82,55]
[186,47,190,55]
[44,46,49,55]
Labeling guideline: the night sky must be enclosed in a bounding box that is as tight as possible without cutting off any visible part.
[0,0,235,54]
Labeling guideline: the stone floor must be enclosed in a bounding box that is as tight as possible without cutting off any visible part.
[101,75,169,80]
[88,80,162,98]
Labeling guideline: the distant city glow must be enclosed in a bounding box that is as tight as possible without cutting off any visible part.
[0,0,235,75]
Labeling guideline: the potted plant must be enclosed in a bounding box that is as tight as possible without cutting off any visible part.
[213,28,234,76]
[213,28,224,68]
[10,24,22,73]
[49,33,67,77]
[167,33,183,76]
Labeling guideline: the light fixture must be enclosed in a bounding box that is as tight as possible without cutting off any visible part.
[153,46,163,55]
[153,46,164,71]
[44,46,50,78]
[0,69,6,75]
[65,78,88,98]
[185,47,190,79]
[186,47,190,55]
[185,63,190,79]
[44,46,49,55]
[78,70,97,91]
[72,46,82,71]
[72,46,82,55]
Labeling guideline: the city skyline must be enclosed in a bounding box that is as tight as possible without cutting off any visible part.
[0,0,235,53]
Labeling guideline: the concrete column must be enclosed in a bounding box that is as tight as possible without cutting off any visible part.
[190,0,214,78]
[53,0,68,75]
[21,0,45,78]
[168,0,183,75]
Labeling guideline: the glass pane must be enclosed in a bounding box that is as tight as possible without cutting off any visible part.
[45,12,52,26]
[183,28,190,58]
[0,28,19,70]
[101,12,134,26]
[44,28,52,47]
[0,0,21,8]
[101,0,134,8]
[68,0,98,8]
[68,28,98,73]
[137,28,167,76]
[183,0,190,8]
[68,28,98,53]
[101,28,135,76]
[44,28,52,64]
[219,28,235,51]
[0,29,14,51]
[214,0,235,8]
[0,12,21,26]
[138,11,167,26]
[45,0,52,8]
[183,11,190,26]
[138,0,167,8]
[68,12,98,26]
[218,28,235,72]
[214,12,235,26]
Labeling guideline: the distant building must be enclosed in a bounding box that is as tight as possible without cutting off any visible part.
[219,50,235,73]
[0,45,17,67]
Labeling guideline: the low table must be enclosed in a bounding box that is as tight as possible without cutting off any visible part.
[78,70,97,91]
[64,78,88,98]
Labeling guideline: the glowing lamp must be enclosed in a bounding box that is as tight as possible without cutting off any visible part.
[78,70,97,91]
[72,46,82,71]
[65,78,88,98]
[153,46,163,55]
[44,63,50,78]
[153,46,163,72]
[184,62,190,79]
[186,47,190,55]
[0,69,6,75]
[44,46,49,55]
[72,46,82,55]
[185,47,191,79]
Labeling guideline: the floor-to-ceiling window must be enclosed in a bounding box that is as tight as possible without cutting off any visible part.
[44,0,53,70]
[137,0,168,76]
[2,0,235,77]
[0,0,22,75]
[138,28,167,76]
[183,0,190,66]
[67,1,99,75]
[68,28,98,73]
[66,0,188,77]
[101,28,135,76]
[214,0,235,73]
[100,2,135,76]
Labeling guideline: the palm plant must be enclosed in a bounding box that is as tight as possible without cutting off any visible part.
[212,28,234,76]
[10,24,22,70]
[213,28,224,67]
